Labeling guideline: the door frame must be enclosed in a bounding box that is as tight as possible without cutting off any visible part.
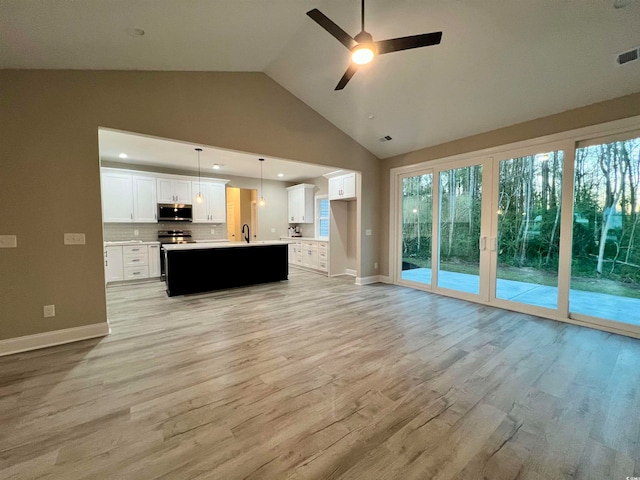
[388,114,640,339]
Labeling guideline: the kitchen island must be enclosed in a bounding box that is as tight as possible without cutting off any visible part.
[163,241,289,296]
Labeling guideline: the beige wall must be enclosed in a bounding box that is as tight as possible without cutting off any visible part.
[0,70,380,341]
[378,92,640,276]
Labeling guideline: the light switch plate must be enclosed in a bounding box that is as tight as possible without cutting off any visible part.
[0,235,17,248]
[64,233,86,245]
[365,229,372,236]
[43,305,55,318]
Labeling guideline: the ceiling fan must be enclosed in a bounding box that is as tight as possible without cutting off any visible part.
[306,0,443,90]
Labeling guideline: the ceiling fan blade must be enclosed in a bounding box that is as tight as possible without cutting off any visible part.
[335,64,358,90]
[375,31,442,55]
[307,9,356,50]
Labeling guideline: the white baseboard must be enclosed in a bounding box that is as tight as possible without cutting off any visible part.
[356,275,382,285]
[0,322,110,357]
[345,269,357,277]
[378,275,393,284]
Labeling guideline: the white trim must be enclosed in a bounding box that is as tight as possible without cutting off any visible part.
[345,268,357,277]
[355,275,381,285]
[378,275,393,284]
[388,115,640,339]
[0,323,110,357]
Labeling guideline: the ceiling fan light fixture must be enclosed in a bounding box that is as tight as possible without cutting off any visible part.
[351,44,375,65]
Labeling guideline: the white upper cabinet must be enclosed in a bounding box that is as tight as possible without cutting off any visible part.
[191,181,227,223]
[101,169,158,223]
[157,178,191,204]
[132,175,157,223]
[102,172,133,223]
[286,184,314,223]
[328,172,356,200]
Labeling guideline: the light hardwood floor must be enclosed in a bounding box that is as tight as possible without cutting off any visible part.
[1,269,640,479]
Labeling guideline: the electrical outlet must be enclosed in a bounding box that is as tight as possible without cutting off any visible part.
[271,228,275,233]
[210,228,215,234]
[374,262,378,270]
[43,305,55,318]
[64,233,86,245]
[365,229,372,236]
[0,235,17,248]
[134,229,139,236]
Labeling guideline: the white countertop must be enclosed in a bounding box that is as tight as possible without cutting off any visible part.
[104,240,160,246]
[280,237,328,242]
[163,240,289,251]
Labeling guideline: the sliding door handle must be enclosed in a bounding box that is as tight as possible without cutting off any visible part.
[480,236,487,251]
[490,237,497,252]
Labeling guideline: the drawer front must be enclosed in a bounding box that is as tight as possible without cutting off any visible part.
[124,266,149,280]
[124,253,148,267]
[318,261,328,272]
[123,245,147,255]
[303,241,317,249]
[318,242,328,252]
[318,251,328,261]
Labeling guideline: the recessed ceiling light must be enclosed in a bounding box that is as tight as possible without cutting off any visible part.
[277,173,284,177]
[212,164,221,170]
[367,114,375,119]
[119,153,128,159]
[126,27,145,37]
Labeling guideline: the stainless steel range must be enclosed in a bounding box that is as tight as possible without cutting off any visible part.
[158,230,196,277]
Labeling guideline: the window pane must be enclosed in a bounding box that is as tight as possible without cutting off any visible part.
[319,219,329,237]
[437,165,482,294]
[320,199,329,217]
[571,136,640,325]
[401,173,433,286]
[495,152,563,309]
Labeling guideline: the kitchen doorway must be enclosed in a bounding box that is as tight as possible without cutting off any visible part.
[226,187,257,241]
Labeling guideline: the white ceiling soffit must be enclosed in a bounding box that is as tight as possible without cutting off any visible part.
[3,1,640,159]
[98,129,337,183]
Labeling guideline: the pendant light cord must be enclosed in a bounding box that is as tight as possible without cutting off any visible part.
[361,0,365,32]
[196,148,203,199]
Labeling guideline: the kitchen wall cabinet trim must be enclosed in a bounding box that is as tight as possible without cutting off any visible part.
[286,184,315,223]
[192,180,227,223]
[157,178,191,204]
[328,172,356,201]
[102,172,134,223]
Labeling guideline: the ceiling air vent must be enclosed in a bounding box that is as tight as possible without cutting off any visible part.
[379,135,393,142]
[617,47,639,65]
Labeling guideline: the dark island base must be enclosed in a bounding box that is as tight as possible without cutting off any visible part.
[165,244,288,297]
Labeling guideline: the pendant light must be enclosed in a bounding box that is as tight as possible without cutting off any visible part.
[195,148,204,204]
[258,158,266,207]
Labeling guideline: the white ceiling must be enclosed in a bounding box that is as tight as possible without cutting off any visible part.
[98,129,340,182]
[2,0,640,159]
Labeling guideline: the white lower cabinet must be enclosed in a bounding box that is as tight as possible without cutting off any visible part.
[148,244,161,277]
[286,239,327,273]
[104,246,124,283]
[104,243,161,284]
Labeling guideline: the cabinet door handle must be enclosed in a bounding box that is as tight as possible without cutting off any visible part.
[132,259,140,262]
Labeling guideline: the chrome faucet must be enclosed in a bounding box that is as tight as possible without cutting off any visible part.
[242,224,250,243]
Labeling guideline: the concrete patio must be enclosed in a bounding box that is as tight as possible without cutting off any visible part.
[401,268,640,326]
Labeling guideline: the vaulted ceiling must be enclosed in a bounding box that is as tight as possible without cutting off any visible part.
[2,0,639,159]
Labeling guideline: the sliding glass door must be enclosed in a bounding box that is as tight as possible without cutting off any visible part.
[570,135,640,326]
[400,171,433,287]
[394,129,640,336]
[493,151,564,310]
[437,164,484,295]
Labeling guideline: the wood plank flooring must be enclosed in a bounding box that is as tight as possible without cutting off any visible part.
[1,269,640,479]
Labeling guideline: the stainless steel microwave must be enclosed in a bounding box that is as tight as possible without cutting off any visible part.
[157,204,193,222]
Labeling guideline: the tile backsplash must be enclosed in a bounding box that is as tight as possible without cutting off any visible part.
[103,223,227,242]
